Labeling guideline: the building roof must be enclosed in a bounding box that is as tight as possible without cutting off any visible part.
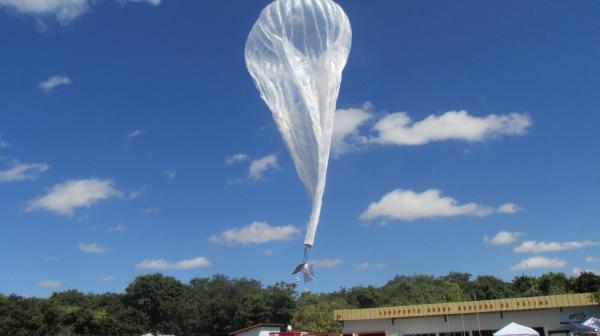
[548,322,596,334]
[334,293,597,322]
[229,323,284,336]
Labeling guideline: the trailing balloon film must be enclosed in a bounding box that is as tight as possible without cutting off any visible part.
[245,0,352,248]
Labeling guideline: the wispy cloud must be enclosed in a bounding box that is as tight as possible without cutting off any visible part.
[38,74,71,92]
[354,262,387,271]
[26,178,122,216]
[126,186,145,199]
[127,129,145,139]
[120,0,162,6]
[510,256,566,271]
[0,0,161,25]
[136,256,211,270]
[497,203,521,214]
[312,258,342,269]
[514,240,600,253]
[360,188,518,221]
[227,153,279,183]
[100,276,114,283]
[144,207,161,213]
[248,154,278,181]
[0,137,9,148]
[484,231,525,246]
[226,153,250,165]
[264,249,272,256]
[164,169,177,180]
[587,256,600,263]
[108,224,126,233]
[38,279,61,289]
[0,162,49,183]
[210,221,299,245]
[78,242,109,254]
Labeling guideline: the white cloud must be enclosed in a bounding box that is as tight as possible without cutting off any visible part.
[120,0,161,6]
[101,276,114,282]
[0,139,9,148]
[312,258,342,269]
[332,104,373,156]
[331,105,532,156]
[210,221,299,245]
[572,268,600,276]
[144,206,161,213]
[372,110,531,146]
[484,231,525,246]
[78,242,109,254]
[108,224,126,233]
[136,256,211,270]
[38,280,61,289]
[164,169,177,179]
[26,178,122,216]
[0,0,88,24]
[0,162,49,183]
[0,0,161,25]
[514,240,600,253]
[38,74,71,92]
[587,256,600,263]
[497,203,520,214]
[510,256,566,271]
[354,262,387,271]
[127,186,145,199]
[248,154,278,181]
[360,189,517,221]
[127,129,145,138]
[174,257,211,270]
[226,153,250,165]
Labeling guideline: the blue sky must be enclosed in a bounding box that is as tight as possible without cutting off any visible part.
[1,0,599,297]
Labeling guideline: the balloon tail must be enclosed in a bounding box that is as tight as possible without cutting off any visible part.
[291,246,315,283]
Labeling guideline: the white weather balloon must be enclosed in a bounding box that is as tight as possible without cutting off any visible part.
[245,0,351,275]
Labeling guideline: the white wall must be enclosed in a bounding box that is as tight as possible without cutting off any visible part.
[343,307,600,336]
[238,326,282,336]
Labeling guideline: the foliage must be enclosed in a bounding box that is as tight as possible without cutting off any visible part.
[1,271,599,336]
[292,293,350,333]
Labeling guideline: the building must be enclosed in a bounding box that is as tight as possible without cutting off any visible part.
[229,323,285,336]
[334,293,600,336]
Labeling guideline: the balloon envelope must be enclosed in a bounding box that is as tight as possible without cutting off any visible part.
[245,0,351,247]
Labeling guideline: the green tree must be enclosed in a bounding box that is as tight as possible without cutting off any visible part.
[538,273,571,295]
[512,275,540,297]
[572,272,600,293]
[292,293,350,333]
[472,276,514,300]
[124,273,186,335]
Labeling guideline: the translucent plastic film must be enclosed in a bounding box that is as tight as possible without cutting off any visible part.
[245,0,351,246]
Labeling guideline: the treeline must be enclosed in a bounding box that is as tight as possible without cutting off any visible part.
[1,272,599,336]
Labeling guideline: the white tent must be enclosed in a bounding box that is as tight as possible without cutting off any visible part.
[583,317,600,332]
[494,322,540,336]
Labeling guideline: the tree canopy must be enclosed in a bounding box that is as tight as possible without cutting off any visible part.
[1,271,598,336]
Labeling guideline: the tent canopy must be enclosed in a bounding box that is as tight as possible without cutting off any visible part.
[549,322,596,335]
[583,318,600,332]
[494,322,540,336]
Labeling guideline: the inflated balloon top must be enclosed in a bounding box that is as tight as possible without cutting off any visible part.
[245,0,351,255]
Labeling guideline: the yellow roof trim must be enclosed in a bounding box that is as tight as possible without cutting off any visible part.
[334,293,596,321]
